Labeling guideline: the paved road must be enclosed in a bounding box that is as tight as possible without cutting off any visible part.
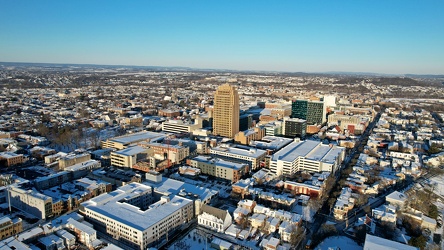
[305,110,383,246]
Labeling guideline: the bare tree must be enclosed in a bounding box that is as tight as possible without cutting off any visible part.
[289,225,305,247]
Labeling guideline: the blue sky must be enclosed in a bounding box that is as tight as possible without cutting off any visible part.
[1,1,443,74]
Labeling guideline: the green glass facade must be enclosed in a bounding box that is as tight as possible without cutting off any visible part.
[291,100,324,125]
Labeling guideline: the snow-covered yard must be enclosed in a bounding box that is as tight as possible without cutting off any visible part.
[429,175,444,198]
[315,236,361,250]
[168,229,208,250]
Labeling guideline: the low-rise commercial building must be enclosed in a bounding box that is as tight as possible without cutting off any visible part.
[9,186,53,220]
[234,126,265,145]
[188,156,249,183]
[162,120,201,134]
[0,152,24,167]
[148,142,189,164]
[58,153,91,170]
[284,181,321,197]
[110,146,152,168]
[101,131,165,150]
[0,216,22,240]
[327,114,368,135]
[210,145,266,170]
[64,160,101,179]
[38,234,65,250]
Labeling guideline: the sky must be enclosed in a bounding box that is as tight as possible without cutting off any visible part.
[1,1,443,74]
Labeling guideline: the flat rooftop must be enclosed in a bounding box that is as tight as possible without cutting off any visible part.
[148,177,218,201]
[272,140,344,164]
[363,234,417,250]
[10,185,52,201]
[60,152,90,160]
[211,145,266,158]
[82,183,192,231]
[250,136,293,150]
[108,131,166,145]
[113,146,147,156]
[64,159,100,172]
[192,156,247,170]
[0,152,22,158]
[147,142,187,149]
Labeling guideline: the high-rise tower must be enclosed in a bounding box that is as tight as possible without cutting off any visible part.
[291,99,325,125]
[213,84,240,138]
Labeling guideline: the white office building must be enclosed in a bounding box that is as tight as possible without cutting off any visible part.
[9,186,53,219]
[80,183,194,250]
[210,145,267,170]
[269,139,345,176]
[161,120,201,134]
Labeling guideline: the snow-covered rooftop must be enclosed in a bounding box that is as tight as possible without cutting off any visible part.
[81,183,193,231]
[271,139,344,164]
[363,234,417,250]
[109,131,165,145]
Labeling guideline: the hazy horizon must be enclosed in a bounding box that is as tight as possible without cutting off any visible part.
[1,1,443,75]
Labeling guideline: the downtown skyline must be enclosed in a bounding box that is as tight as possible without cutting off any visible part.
[1,0,443,75]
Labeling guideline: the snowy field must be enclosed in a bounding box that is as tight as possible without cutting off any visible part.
[315,236,362,250]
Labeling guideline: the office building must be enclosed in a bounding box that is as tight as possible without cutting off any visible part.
[210,145,267,170]
[269,139,345,176]
[263,122,283,136]
[249,136,293,153]
[64,160,101,179]
[327,114,369,135]
[58,153,91,170]
[9,186,53,219]
[291,100,325,125]
[213,84,240,138]
[234,126,266,145]
[110,146,152,168]
[323,95,336,108]
[188,156,249,183]
[167,138,208,154]
[101,131,166,150]
[147,142,189,164]
[239,114,253,132]
[282,117,307,138]
[34,171,71,190]
[80,183,194,250]
[161,119,202,134]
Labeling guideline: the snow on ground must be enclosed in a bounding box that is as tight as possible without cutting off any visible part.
[168,229,208,250]
[291,204,303,214]
[394,228,411,245]
[429,175,444,197]
[436,200,444,212]
[315,236,361,250]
